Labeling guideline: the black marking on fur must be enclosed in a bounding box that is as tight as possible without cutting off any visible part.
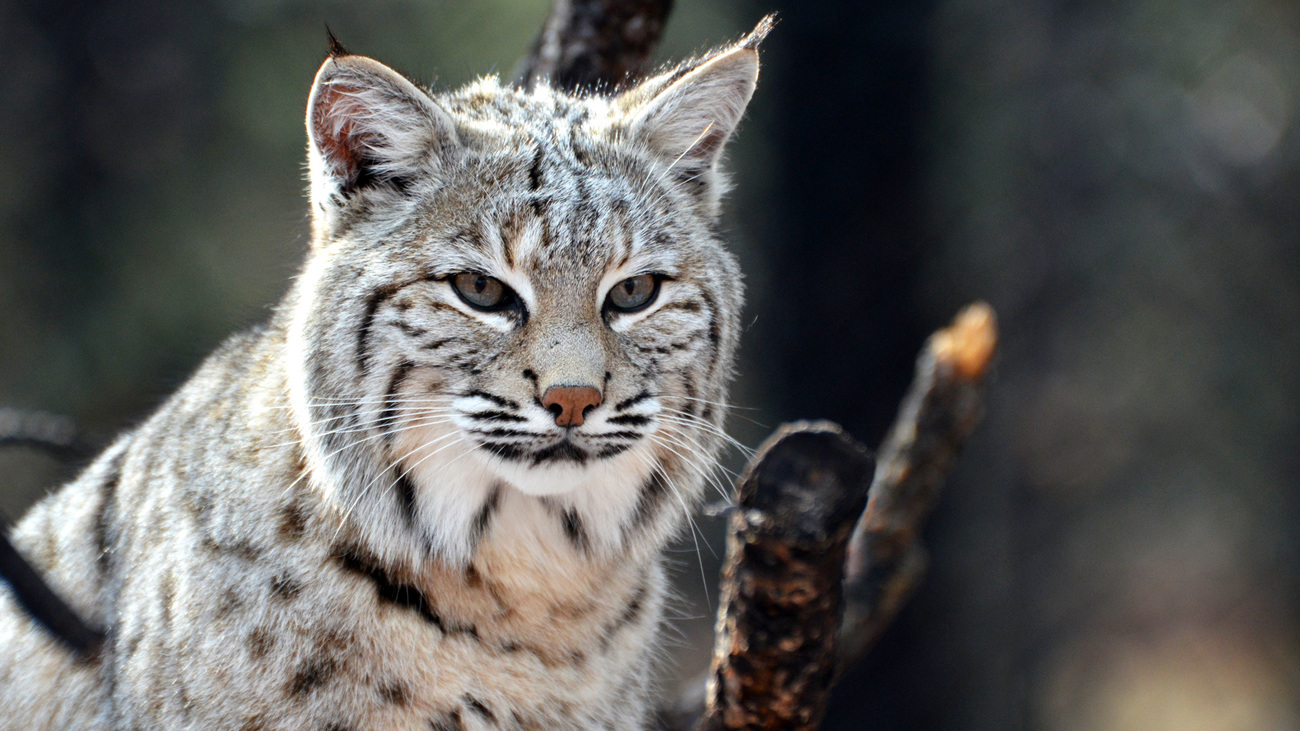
[596,443,634,459]
[607,413,651,426]
[464,695,496,721]
[528,146,545,190]
[627,467,671,537]
[215,587,242,621]
[529,440,590,466]
[278,499,308,542]
[394,320,428,339]
[659,299,703,314]
[357,283,402,373]
[467,410,526,423]
[555,506,590,553]
[247,627,274,660]
[394,470,419,527]
[469,427,537,439]
[520,369,539,387]
[270,573,303,602]
[601,579,649,651]
[288,656,338,695]
[422,337,457,350]
[380,360,415,437]
[462,389,519,410]
[468,485,502,550]
[334,546,479,638]
[615,391,653,411]
[379,680,411,706]
[699,289,722,372]
[682,378,699,417]
[429,710,465,731]
[481,441,528,461]
[325,26,349,57]
[94,451,126,573]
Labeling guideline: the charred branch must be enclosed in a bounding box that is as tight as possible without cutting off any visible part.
[515,0,674,93]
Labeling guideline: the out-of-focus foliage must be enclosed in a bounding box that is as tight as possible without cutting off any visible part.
[2,0,1298,728]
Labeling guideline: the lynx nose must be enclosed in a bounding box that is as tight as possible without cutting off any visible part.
[541,385,603,427]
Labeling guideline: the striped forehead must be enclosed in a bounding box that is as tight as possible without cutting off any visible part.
[439,83,682,275]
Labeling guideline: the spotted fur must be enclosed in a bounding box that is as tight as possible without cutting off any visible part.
[0,22,764,730]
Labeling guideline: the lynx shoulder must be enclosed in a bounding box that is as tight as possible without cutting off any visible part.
[0,23,763,730]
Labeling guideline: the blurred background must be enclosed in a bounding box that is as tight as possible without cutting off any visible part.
[2,0,1299,728]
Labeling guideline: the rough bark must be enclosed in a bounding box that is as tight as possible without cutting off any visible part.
[839,302,997,666]
[515,0,675,92]
[660,303,999,730]
[698,423,873,731]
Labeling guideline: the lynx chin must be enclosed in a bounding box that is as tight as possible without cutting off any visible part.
[0,19,766,730]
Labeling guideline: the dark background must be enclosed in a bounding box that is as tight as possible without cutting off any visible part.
[3,0,1299,728]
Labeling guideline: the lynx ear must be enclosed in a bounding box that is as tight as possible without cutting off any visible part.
[306,53,458,231]
[619,31,762,188]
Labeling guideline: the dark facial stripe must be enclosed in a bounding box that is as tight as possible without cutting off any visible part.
[354,273,442,374]
[462,390,520,410]
[356,282,403,375]
[381,361,416,438]
[466,410,526,424]
[530,441,590,466]
[615,391,653,411]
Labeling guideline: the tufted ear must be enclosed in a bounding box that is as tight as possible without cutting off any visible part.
[306,50,459,236]
[617,19,767,192]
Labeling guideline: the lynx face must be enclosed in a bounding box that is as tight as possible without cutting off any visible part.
[286,44,758,567]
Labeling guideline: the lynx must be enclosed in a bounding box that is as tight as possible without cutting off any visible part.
[0,21,764,730]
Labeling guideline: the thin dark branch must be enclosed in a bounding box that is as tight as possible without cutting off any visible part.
[839,302,998,666]
[0,529,104,657]
[515,0,674,93]
[0,407,98,462]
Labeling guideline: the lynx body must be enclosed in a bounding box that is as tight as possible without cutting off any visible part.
[0,27,762,731]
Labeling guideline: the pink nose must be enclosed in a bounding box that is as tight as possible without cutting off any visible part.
[541,385,603,427]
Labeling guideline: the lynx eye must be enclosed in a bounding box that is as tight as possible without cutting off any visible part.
[451,272,509,310]
[606,274,660,313]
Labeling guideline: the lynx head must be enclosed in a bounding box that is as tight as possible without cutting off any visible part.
[286,24,765,568]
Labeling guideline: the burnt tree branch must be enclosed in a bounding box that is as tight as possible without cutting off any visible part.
[516,0,675,92]
[658,303,998,730]
[839,302,997,667]
[699,423,873,731]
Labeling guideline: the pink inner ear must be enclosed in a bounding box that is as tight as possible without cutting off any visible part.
[313,83,377,185]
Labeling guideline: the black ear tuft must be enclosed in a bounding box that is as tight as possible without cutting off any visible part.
[325,25,349,58]
[740,14,777,50]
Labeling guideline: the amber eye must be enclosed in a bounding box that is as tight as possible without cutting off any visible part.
[606,274,660,313]
[451,273,509,310]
